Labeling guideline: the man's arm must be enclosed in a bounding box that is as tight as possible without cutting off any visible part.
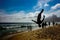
[41,15,45,23]
[32,20,37,24]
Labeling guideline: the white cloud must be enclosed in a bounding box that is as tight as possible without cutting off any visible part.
[0,9,60,22]
[33,0,50,10]
[44,3,49,7]
[0,11,26,22]
[44,10,60,18]
[33,2,42,10]
[0,10,40,22]
[51,3,60,10]
[26,12,34,17]
[50,10,60,17]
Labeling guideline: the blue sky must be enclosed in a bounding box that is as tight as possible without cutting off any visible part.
[0,0,59,13]
[0,0,37,12]
[0,0,60,22]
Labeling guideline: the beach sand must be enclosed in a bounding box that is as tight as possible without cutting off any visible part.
[2,24,60,40]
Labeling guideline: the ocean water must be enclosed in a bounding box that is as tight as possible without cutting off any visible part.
[0,22,38,36]
[0,22,60,36]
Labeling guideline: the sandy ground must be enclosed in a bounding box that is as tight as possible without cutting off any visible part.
[1,24,60,40]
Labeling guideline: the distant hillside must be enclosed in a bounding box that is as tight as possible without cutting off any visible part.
[45,15,60,22]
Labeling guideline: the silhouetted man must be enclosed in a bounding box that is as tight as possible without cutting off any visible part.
[32,9,45,27]
[41,21,47,28]
[48,22,50,26]
[42,22,45,28]
[52,21,55,26]
[44,22,47,28]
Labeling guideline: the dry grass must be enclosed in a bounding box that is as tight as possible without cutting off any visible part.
[8,25,60,40]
